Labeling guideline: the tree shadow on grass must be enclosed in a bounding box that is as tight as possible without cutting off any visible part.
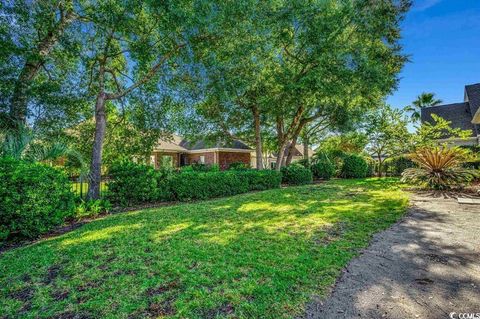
[0,179,409,319]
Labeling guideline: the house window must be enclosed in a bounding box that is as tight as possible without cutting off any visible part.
[270,161,276,169]
[150,155,156,167]
[199,155,205,164]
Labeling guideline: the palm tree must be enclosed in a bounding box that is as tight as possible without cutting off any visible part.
[1,124,86,170]
[405,92,443,122]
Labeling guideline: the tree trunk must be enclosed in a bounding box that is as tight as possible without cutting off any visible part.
[87,92,107,200]
[275,141,288,171]
[377,154,383,177]
[252,105,263,170]
[285,120,306,165]
[285,139,297,166]
[303,135,309,162]
[9,5,76,125]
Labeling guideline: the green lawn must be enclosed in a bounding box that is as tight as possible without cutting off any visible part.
[0,178,408,318]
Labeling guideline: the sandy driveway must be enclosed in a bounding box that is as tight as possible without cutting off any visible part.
[302,193,480,319]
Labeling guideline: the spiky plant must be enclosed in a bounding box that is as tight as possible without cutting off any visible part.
[401,147,479,190]
[1,125,86,172]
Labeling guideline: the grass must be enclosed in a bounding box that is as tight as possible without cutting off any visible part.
[0,178,408,318]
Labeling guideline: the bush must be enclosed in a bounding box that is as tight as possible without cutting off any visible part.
[75,199,111,218]
[107,161,159,206]
[181,163,220,172]
[106,162,282,204]
[169,171,248,201]
[340,154,369,178]
[281,164,313,185]
[0,157,75,241]
[238,169,282,191]
[383,156,416,176]
[169,169,281,201]
[295,158,311,168]
[311,159,335,180]
[228,162,250,170]
[401,147,479,190]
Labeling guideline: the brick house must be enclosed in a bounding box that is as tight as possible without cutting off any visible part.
[151,135,252,170]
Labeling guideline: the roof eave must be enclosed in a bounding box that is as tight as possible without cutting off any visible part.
[472,110,480,124]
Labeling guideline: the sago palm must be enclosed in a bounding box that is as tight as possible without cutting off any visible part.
[401,147,478,190]
[1,125,86,171]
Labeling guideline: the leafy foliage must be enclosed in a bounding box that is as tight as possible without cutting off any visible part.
[414,114,472,147]
[0,157,75,241]
[365,104,410,175]
[405,92,443,122]
[401,147,478,190]
[169,170,281,201]
[383,156,416,176]
[107,161,281,205]
[311,158,336,180]
[107,161,160,206]
[281,164,313,185]
[341,154,369,178]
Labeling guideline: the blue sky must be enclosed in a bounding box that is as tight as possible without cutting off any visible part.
[387,0,480,109]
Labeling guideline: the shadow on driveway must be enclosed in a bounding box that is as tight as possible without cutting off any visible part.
[301,193,480,319]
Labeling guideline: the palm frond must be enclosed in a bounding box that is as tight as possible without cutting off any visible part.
[402,147,478,189]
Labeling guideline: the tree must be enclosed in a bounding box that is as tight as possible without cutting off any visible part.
[405,92,443,122]
[0,0,78,127]
[76,0,244,199]
[365,105,410,176]
[265,0,410,170]
[413,114,472,147]
[317,132,368,156]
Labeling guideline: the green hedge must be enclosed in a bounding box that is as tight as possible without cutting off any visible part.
[383,156,416,176]
[107,161,159,206]
[340,154,369,178]
[281,164,313,185]
[311,159,336,180]
[0,157,75,241]
[167,169,282,201]
[107,161,282,205]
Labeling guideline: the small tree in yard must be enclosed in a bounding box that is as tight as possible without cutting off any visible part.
[365,105,410,176]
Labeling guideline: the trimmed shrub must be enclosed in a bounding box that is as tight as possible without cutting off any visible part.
[0,157,75,241]
[238,169,282,191]
[181,163,220,172]
[383,156,416,176]
[168,169,282,201]
[169,171,248,201]
[340,154,369,178]
[107,161,159,206]
[311,159,335,180]
[228,162,250,170]
[281,164,313,185]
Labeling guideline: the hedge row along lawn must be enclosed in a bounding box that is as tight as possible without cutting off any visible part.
[0,178,408,318]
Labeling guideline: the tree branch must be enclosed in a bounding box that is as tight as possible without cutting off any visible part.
[106,43,186,100]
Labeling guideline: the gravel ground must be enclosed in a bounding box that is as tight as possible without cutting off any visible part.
[301,192,480,319]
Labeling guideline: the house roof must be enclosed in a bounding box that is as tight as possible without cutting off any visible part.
[154,134,252,152]
[153,134,189,152]
[421,102,476,136]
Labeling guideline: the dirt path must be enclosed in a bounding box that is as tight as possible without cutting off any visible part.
[302,193,480,319]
